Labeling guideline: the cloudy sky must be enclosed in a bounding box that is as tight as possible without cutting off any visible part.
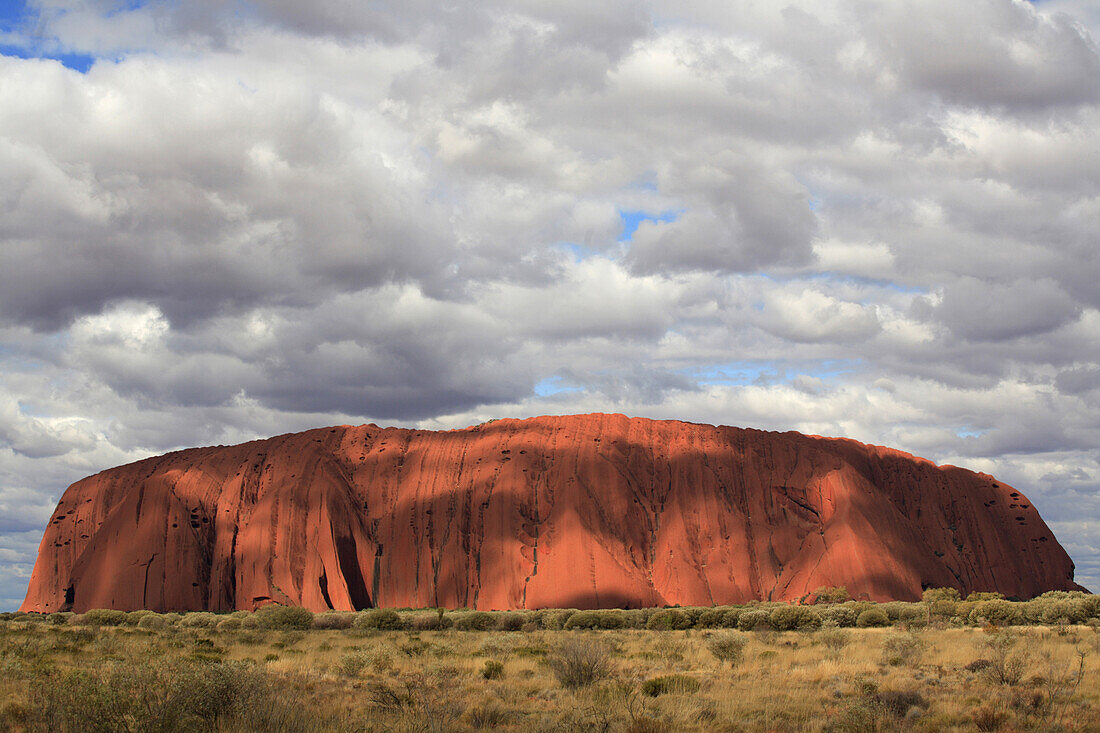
[1,0,1099,609]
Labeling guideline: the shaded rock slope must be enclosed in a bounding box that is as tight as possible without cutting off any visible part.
[21,414,1081,612]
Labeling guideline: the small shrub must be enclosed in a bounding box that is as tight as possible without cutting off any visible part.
[737,610,772,632]
[81,609,127,627]
[769,605,822,631]
[706,632,747,667]
[642,674,700,696]
[122,610,154,626]
[495,612,525,631]
[880,631,926,666]
[970,704,1010,732]
[565,610,625,630]
[180,612,220,629]
[969,600,1023,627]
[547,638,613,690]
[874,688,927,718]
[353,609,406,631]
[137,614,167,630]
[312,612,355,630]
[540,610,576,630]
[256,605,314,630]
[452,612,495,631]
[335,652,367,677]
[481,660,505,679]
[819,605,858,628]
[646,609,691,631]
[818,624,850,654]
[812,586,851,604]
[856,608,890,628]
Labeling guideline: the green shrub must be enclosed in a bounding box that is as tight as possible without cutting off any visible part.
[696,609,726,628]
[769,606,822,631]
[1040,599,1089,625]
[122,610,154,626]
[452,612,495,631]
[481,660,505,679]
[216,617,242,631]
[255,605,314,630]
[720,608,744,628]
[641,674,701,696]
[646,609,691,631]
[966,591,1006,602]
[856,608,890,628]
[922,587,961,603]
[180,612,220,629]
[706,632,747,667]
[540,610,575,630]
[47,612,73,626]
[312,612,355,630]
[737,610,773,632]
[547,638,613,690]
[812,586,851,604]
[968,600,1023,627]
[137,614,167,630]
[880,631,926,666]
[351,608,404,631]
[81,609,127,627]
[817,624,850,654]
[335,652,367,677]
[495,612,525,631]
[564,610,625,630]
[819,605,859,628]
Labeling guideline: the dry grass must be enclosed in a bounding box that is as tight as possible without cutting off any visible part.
[0,614,1096,731]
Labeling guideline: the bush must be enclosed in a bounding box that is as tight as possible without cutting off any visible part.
[122,610,154,626]
[180,612,220,629]
[495,612,525,631]
[540,610,575,630]
[452,612,495,631]
[642,674,701,696]
[481,660,505,679]
[351,608,403,631]
[646,609,691,631]
[312,612,355,630]
[48,612,73,626]
[217,617,242,631]
[547,638,613,690]
[1039,599,1089,625]
[819,605,859,628]
[137,614,167,630]
[29,659,321,732]
[856,608,890,628]
[565,610,625,630]
[880,631,926,666]
[769,606,822,631]
[706,632,747,667]
[335,652,367,677]
[818,624,850,654]
[81,609,127,627]
[256,605,314,630]
[969,600,1023,627]
[737,610,773,632]
[812,586,851,604]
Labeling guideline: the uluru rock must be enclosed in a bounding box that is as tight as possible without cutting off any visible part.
[20,414,1081,613]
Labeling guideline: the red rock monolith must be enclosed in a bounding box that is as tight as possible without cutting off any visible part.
[20,414,1081,612]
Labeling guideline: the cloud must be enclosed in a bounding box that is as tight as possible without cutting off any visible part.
[1,0,1100,608]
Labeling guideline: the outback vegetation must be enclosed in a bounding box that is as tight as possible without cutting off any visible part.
[0,588,1097,731]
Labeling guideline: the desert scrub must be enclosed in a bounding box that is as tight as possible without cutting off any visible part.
[312,612,355,630]
[481,659,505,679]
[769,605,822,631]
[335,651,368,677]
[646,609,691,631]
[880,631,926,666]
[547,637,614,690]
[353,608,406,631]
[79,609,127,627]
[856,608,890,628]
[565,610,625,630]
[705,632,747,667]
[255,605,314,630]
[817,623,850,654]
[452,611,495,631]
[180,612,220,629]
[642,674,701,696]
[736,609,772,632]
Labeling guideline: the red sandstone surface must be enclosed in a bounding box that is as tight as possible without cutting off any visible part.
[21,414,1081,613]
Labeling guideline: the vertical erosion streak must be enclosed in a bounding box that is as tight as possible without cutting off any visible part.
[335,535,373,610]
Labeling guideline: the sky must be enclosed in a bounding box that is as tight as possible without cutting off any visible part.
[0,0,1098,610]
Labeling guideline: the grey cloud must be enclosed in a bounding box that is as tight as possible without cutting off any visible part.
[935,277,1082,341]
[857,0,1100,110]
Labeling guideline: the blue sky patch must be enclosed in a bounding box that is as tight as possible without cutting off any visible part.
[618,209,680,242]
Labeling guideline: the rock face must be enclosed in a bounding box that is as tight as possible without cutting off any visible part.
[21,414,1081,613]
